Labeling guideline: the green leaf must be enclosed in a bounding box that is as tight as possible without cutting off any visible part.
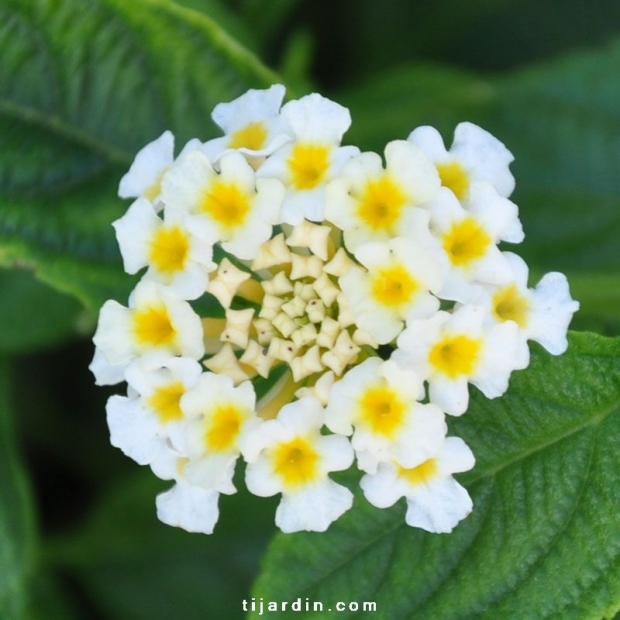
[339,63,496,152]
[0,358,36,618]
[240,0,303,45]
[47,467,277,620]
[24,574,81,620]
[251,332,620,619]
[172,0,259,53]
[0,268,85,353]
[556,272,620,334]
[0,0,280,309]
[491,42,620,275]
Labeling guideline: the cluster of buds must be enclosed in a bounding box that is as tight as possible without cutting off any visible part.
[91,85,578,534]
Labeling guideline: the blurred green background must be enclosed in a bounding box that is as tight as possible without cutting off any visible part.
[2,0,620,617]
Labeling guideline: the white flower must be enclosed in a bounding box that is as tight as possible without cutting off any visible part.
[360,436,475,533]
[119,131,175,203]
[156,478,220,535]
[481,251,579,356]
[161,150,284,260]
[201,84,291,162]
[243,397,354,533]
[393,304,521,416]
[106,353,203,466]
[177,373,258,493]
[112,198,216,299]
[324,140,440,252]
[88,346,126,386]
[339,237,446,344]
[150,439,223,535]
[324,358,446,473]
[257,93,359,224]
[118,132,203,207]
[426,188,520,301]
[408,122,515,200]
[92,280,204,367]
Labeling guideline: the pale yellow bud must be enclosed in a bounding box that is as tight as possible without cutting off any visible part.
[291,323,318,348]
[281,296,306,319]
[285,220,331,260]
[206,258,251,308]
[220,308,254,348]
[273,311,298,338]
[258,294,283,320]
[315,316,340,349]
[352,328,379,348]
[251,233,291,270]
[240,339,275,378]
[291,345,324,382]
[312,273,340,307]
[322,329,360,375]
[294,282,317,302]
[324,247,357,277]
[204,343,250,384]
[290,254,323,280]
[268,337,298,363]
[253,318,275,345]
[305,298,326,323]
[295,370,335,405]
[336,292,356,328]
[261,271,293,296]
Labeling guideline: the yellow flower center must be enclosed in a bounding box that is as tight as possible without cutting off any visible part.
[288,143,330,190]
[357,176,407,232]
[442,217,491,267]
[399,458,439,485]
[272,437,320,488]
[228,121,268,151]
[371,264,418,308]
[358,385,406,438]
[149,225,190,275]
[147,381,186,423]
[429,335,481,378]
[436,161,470,201]
[133,305,177,347]
[493,284,530,328]
[200,181,250,229]
[144,170,166,202]
[205,404,244,452]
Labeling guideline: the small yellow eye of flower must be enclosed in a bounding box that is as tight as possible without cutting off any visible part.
[288,143,330,190]
[228,121,268,151]
[149,226,190,275]
[273,437,320,488]
[371,265,418,307]
[147,381,186,423]
[399,458,439,485]
[429,335,481,378]
[144,170,166,202]
[359,386,406,437]
[200,181,250,228]
[443,217,492,267]
[205,404,244,451]
[436,161,470,201]
[357,177,406,232]
[133,305,177,346]
[493,284,530,328]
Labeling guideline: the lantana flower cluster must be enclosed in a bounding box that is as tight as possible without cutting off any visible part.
[91,85,578,535]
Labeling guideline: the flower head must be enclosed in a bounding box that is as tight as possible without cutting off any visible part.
[92,85,578,536]
[257,93,359,224]
[243,397,354,533]
[201,84,291,163]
